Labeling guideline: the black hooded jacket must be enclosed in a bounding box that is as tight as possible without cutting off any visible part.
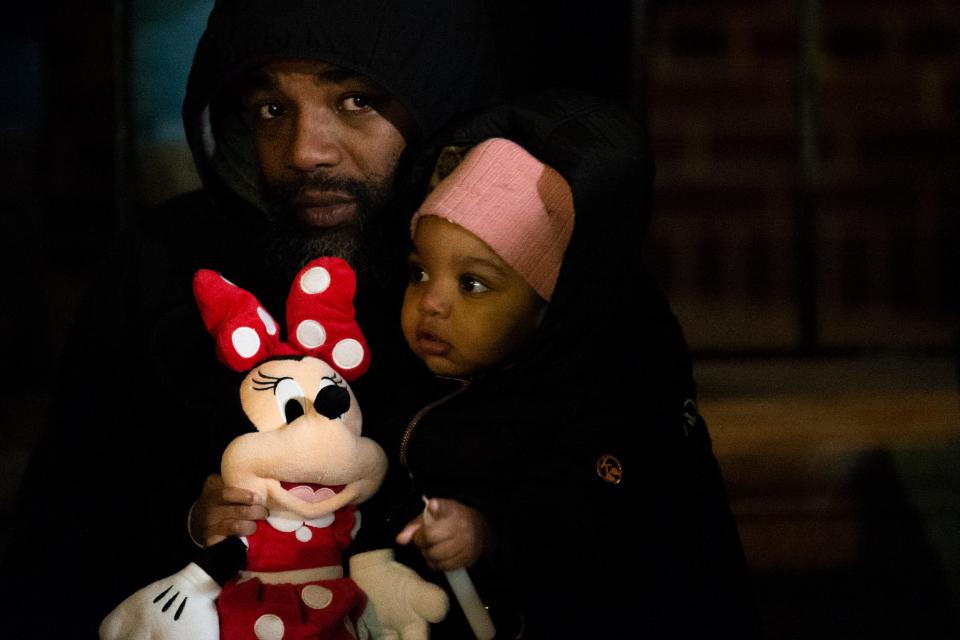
[0,1,498,637]
[358,92,759,638]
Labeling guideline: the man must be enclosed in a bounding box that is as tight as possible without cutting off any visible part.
[0,1,498,637]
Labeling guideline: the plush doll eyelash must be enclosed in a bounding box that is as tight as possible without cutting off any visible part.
[251,371,290,392]
[322,374,345,387]
[253,372,343,392]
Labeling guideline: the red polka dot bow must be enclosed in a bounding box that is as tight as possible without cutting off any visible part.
[192,257,370,380]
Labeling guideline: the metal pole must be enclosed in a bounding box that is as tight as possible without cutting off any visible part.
[112,0,132,232]
[795,0,822,350]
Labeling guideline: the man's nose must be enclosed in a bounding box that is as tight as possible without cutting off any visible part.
[288,109,343,171]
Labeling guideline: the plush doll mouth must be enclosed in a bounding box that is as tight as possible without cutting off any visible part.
[280,481,345,503]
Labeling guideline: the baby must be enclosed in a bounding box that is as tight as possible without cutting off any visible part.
[394,137,574,586]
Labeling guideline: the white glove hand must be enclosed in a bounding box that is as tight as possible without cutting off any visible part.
[99,562,221,640]
[350,549,448,640]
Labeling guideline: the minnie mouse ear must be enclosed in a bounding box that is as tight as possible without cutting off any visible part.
[193,269,281,372]
[285,257,371,381]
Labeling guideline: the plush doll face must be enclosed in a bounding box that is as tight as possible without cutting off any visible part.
[240,356,362,437]
[220,355,386,520]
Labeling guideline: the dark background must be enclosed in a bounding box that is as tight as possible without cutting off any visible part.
[2,1,958,637]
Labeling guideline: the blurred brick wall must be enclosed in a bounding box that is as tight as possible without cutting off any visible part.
[641,0,959,351]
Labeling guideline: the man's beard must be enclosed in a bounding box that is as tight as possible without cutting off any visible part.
[260,170,393,283]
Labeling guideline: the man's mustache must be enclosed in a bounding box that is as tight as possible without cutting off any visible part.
[274,172,367,199]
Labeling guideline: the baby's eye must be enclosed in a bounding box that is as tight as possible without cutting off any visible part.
[408,263,429,284]
[459,275,490,294]
[339,94,373,112]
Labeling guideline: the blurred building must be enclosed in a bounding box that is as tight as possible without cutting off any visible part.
[643,0,958,352]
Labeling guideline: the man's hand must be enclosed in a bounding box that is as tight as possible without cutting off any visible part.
[189,474,267,547]
[396,498,494,572]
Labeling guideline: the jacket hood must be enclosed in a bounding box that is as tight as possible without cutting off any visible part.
[182,0,500,213]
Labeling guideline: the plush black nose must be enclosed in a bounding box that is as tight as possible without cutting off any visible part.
[314,385,350,419]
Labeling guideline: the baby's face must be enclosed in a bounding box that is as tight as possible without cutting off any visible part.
[401,216,546,377]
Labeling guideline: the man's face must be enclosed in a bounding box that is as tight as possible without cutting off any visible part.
[238,59,416,267]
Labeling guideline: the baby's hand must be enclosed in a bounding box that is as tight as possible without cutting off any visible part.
[396,498,494,572]
[188,474,268,547]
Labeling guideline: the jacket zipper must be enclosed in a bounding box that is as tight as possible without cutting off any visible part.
[399,378,471,468]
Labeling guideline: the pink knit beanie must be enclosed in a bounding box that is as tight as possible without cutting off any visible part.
[411,138,575,301]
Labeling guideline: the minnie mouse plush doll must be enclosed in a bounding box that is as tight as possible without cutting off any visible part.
[100,257,447,640]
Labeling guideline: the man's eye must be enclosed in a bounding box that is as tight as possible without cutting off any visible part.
[257,103,284,120]
[409,264,429,284]
[340,94,373,112]
[460,276,490,294]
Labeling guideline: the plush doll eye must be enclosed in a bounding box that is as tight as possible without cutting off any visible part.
[314,378,350,419]
[284,399,305,423]
[275,377,307,424]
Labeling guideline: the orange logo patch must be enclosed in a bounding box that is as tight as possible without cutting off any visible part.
[596,454,623,485]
